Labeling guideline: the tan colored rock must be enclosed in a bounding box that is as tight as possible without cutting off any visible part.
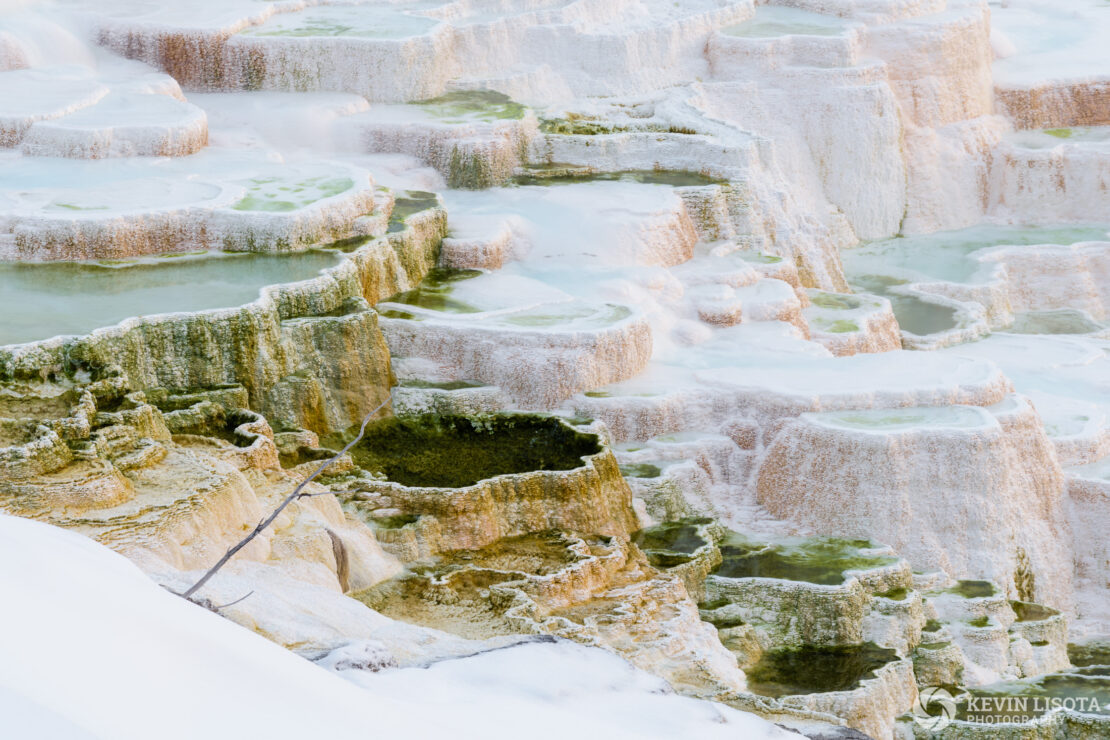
[1,210,445,435]
[342,425,638,552]
[358,530,748,699]
[997,80,1110,130]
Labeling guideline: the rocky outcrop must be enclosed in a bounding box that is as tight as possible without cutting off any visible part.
[356,528,748,698]
[341,93,539,189]
[1,207,445,435]
[0,382,401,597]
[755,397,1074,610]
[6,161,381,261]
[338,416,639,552]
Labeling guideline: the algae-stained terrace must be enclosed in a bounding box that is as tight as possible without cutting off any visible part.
[2,1,1110,739]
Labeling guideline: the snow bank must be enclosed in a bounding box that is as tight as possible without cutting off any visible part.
[0,514,792,740]
[0,514,420,740]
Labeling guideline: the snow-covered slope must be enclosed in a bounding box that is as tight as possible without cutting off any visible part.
[0,515,792,740]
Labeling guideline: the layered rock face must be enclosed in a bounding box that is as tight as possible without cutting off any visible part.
[1,154,386,261]
[335,415,640,551]
[89,0,753,102]
[756,398,1074,609]
[1,206,444,436]
[0,381,401,596]
[991,0,1110,130]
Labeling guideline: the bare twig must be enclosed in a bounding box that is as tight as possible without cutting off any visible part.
[179,398,389,601]
[212,591,255,610]
[297,489,377,498]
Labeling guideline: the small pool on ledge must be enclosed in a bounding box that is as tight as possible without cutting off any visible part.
[510,169,724,188]
[239,5,439,39]
[633,518,713,568]
[844,225,1110,285]
[808,405,991,433]
[713,532,897,586]
[721,6,851,38]
[0,249,344,347]
[1008,126,1110,150]
[746,643,900,698]
[327,413,602,488]
[377,268,633,330]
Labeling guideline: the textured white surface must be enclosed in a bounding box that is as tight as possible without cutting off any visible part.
[0,514,794,740]
[2,0,1110,726]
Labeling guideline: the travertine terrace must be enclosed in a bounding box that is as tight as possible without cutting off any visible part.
[2,1,1110,738]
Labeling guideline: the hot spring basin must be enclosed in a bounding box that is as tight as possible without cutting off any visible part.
[332,414,638,551]
[335,413,603,488]
[0,249,343,347]
[713,532,897,586]
[746,643,901,698]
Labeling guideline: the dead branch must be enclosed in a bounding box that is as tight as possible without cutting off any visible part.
[179,398,389,601]
[212,591,255,610]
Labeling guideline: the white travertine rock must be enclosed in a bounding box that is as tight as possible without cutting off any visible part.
[573,340,1010,444]
[1,155,380,260]
[378,273,653,409]
[992,0,1110,129]
[340,98,539,189]
[1066,468,1110,635]
[900,117,1008,234]
[989,128,1110,223]
[755,396,1074,610]
[975,241,1110,321]
[87,0,753,102]
[0,66,109,145]
[21,92,209,158]
[942,331,1110,473]
[803,289,902,356]
[3,0,1110,736]
[866,0,993,129]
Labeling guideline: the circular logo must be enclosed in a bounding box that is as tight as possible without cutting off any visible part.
[913,686,957,731]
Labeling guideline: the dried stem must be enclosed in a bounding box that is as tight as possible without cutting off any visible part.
[180,398,389,601]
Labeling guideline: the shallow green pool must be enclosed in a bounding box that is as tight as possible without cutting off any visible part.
[510,169,724,188]
[847,274,957,337]
[633,518,713,568]
[328,413,601,488]
[0,249,343,346]
[721,6,850,38]
[746,643,900,697]
[713,532,896,585]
